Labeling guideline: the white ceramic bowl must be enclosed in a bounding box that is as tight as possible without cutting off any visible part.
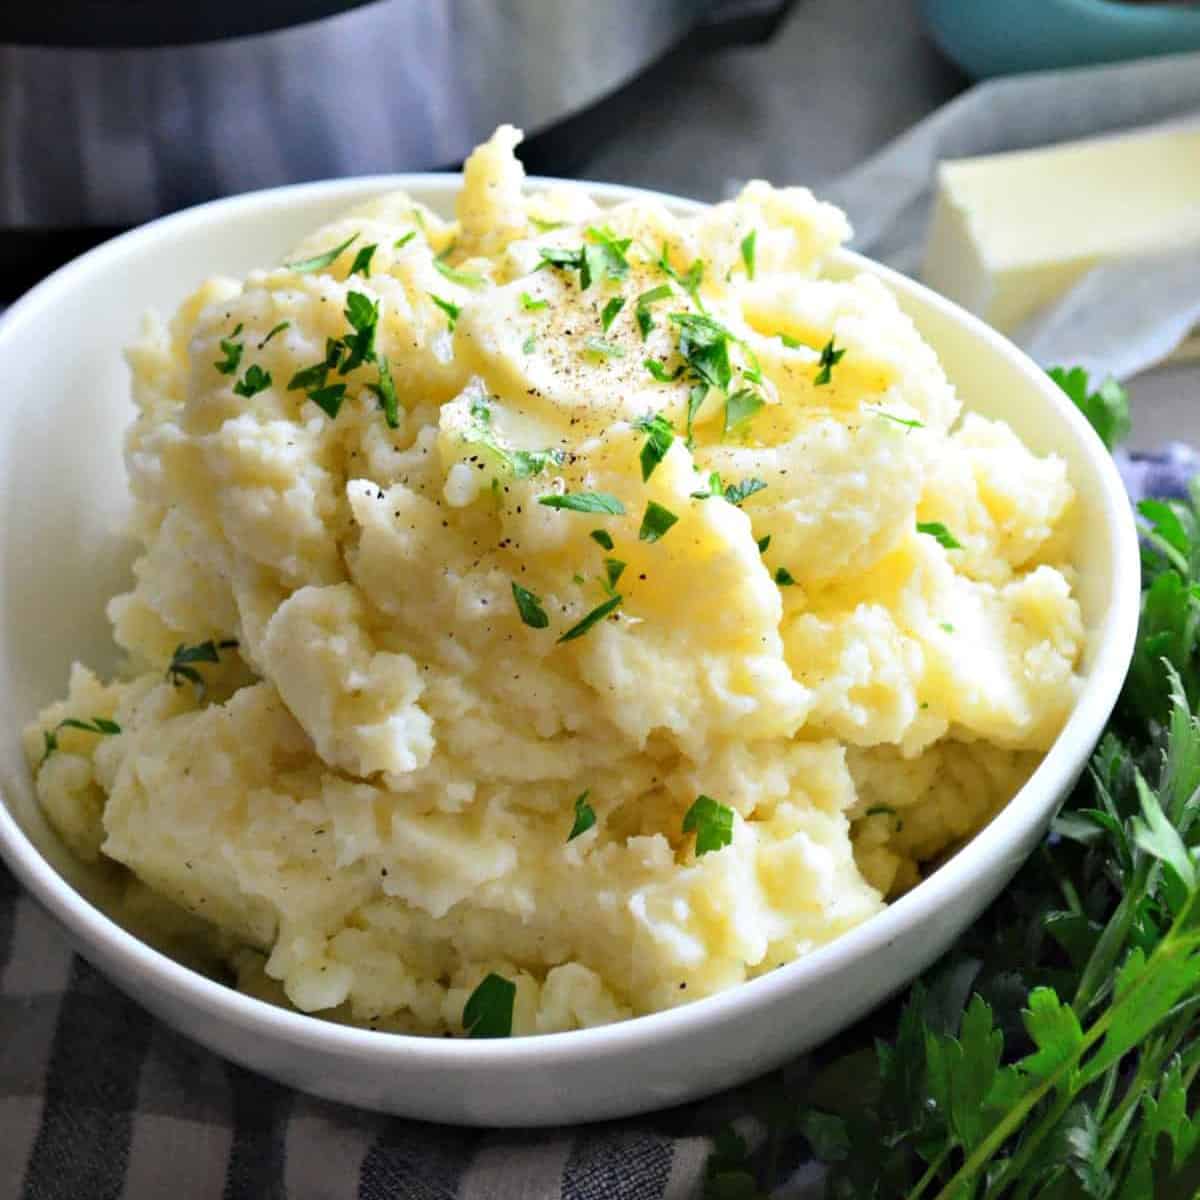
[0,175,1140,1126]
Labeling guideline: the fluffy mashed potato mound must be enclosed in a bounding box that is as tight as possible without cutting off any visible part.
[25,127,1084,1036]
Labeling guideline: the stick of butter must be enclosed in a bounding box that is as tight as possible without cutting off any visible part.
[922,124,1200,335]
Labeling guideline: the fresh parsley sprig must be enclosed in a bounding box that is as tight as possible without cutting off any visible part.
[165,638,238,701]
[41,716,121,764]
[463,972,515,1038]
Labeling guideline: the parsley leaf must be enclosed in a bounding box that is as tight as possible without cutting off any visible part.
[590,529,615,551]
[658,244,705,310]
[520,291,549,311]
[511,582,549,629]
[686,384,707,448]
[529,216,565,233]
[233,364,272,398]
[603,558,626,592]
[285,232,360,274]
[368,357,400,429]
[166,639,236,700]
[670,313,733,392]
[917,521,964,550]
[585,225,632,280]
[214,328,244,375]
[558,594,622,643]
[777,332,804,349]
[463,972,515,1038]
[741,229,757,279]
[40,716,121,763]
[639,500,678,543]
[538,492,625,515]
[339,291,379,373]
[429,293,461,331]
[635,283,673,338]
[583,336,625,360]
[394,231,417,250]
[757,534,771,554]
[521,334,536,355]
[724,387,764,436]
[348,243,377,277]
[258,321,290,348]
[464,398,564,481]
[568,791,597,841]
[434,257,486,289]
[1047,366,1131,451]
[683,794,734,856]
[814,336,845,386]
[775,567,796,586]
[870,408,924,429]
[723,477,767,506]
[309,383,347,419]
[645,359,684,383]
[633,412,675,481]
[601,296,625,332]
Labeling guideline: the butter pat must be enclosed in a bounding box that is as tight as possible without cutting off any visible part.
[923,125,1200,334]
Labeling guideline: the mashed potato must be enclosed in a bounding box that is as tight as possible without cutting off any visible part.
[24,127,1083,1036]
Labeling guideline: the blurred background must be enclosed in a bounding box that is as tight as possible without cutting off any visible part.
[2,0,1198,447]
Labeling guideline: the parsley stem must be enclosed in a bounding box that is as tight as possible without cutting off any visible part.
[908,1146,953,1200]
[988,1086,1073,1198]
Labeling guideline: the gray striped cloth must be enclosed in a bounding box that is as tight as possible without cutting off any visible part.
[2,447,1183,1199]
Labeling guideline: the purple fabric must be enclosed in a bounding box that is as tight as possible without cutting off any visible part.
[1119,444,1200,505]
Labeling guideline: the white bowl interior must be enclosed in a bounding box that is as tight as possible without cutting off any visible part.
[0,175,1141,1124]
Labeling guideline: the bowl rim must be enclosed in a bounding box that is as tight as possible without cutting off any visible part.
[0,171,1142,1068]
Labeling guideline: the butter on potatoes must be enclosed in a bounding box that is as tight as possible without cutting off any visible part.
[25,126,1084,1036]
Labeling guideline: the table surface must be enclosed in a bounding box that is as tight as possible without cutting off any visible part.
[578,0,1198,452]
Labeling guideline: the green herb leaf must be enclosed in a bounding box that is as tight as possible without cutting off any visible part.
[258,321,290,348]
[639,500,678,543]
[685,384,707,448]
[777,332,804,349]
[917,521,963,550]
[645,359,684,383]
[538,492,625,515]
[870,407,924,429]
[568,791,597,841]
[633,412,675,481]
[430,293,461,331]
[166,639,235,700]
[756,534,771,554]
[434,257,486,289]
[724,388,764,436]
[369,357,400,429]
[740,229,757,280]
[233,364,272,398]
[520,291,549,312]
[394,231,417,250]
[522,334,536,355]
[635,283,673,338]
[40,715,122,763]
[214,331,244,376]
[658,245,705,310]
[723,477,767,506]
[529,216,565,233]
[585,224,632,280]
[339,291,379,373]
[775,567,795,586]
[583,336,625,360]
[1048,366,1131,451]
[604,558,626,591]
[348,243,377,277]
[309,383,347,419]
[511,582,549,629]
[813,336,845,386]
[463,972,515,1038]
[590,529,615,551]
[601,296,626,332]
[558,594,622,643]
[285,232,360,274]
[683,794,734,856]
[670,312,733,392]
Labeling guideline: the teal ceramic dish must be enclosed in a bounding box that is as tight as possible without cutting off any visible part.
[921,0,1200,77]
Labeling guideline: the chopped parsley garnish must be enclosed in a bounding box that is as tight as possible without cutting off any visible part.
[434,257,486,289]
[567,791,597,842]
[558,594,622,643]
[1047,365,1131,451]
[777,332,804,349]
[511,582,549,629]
[634,284,673,339]
[340,291,379,373]
[601,296,625,332]
[393,231,417,250]
[590,529,615,551]
[583,336,625,360]
[465,397,563,480]
[537,492,625,515]
[258,321,290,348]
[683,794,734,856]
[285,232,360,274]
[814,336,846,386]
[670,312,733,392]
[538,237,625,292]
[529,215,565,233]
[348,242,377,277]
[368,357,400,429]
[430,293,461,331]
[917,521,963,550]
[233,364,272,398]
[214,325,244,375]
[520,291,549,312]
[40,716,121,764]
[724,387,764,436]
[309,384,346,419]
[940,621,955,633]
[741,230,757,280]
[604,558,626,592]
[639,500,678,543]
[723,477,767,506]
[645,359,684,383]
[757,534,771,554]
[522,334,536,355]
[633,412,675,481]
[510,449,564,479]
[585,224,633,282]
[775,567,796,586]
[463,972,515,1038]
[686,384,707,448]
[871,408,924,429]
[166,638,236,700]
[658,244,705,310]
